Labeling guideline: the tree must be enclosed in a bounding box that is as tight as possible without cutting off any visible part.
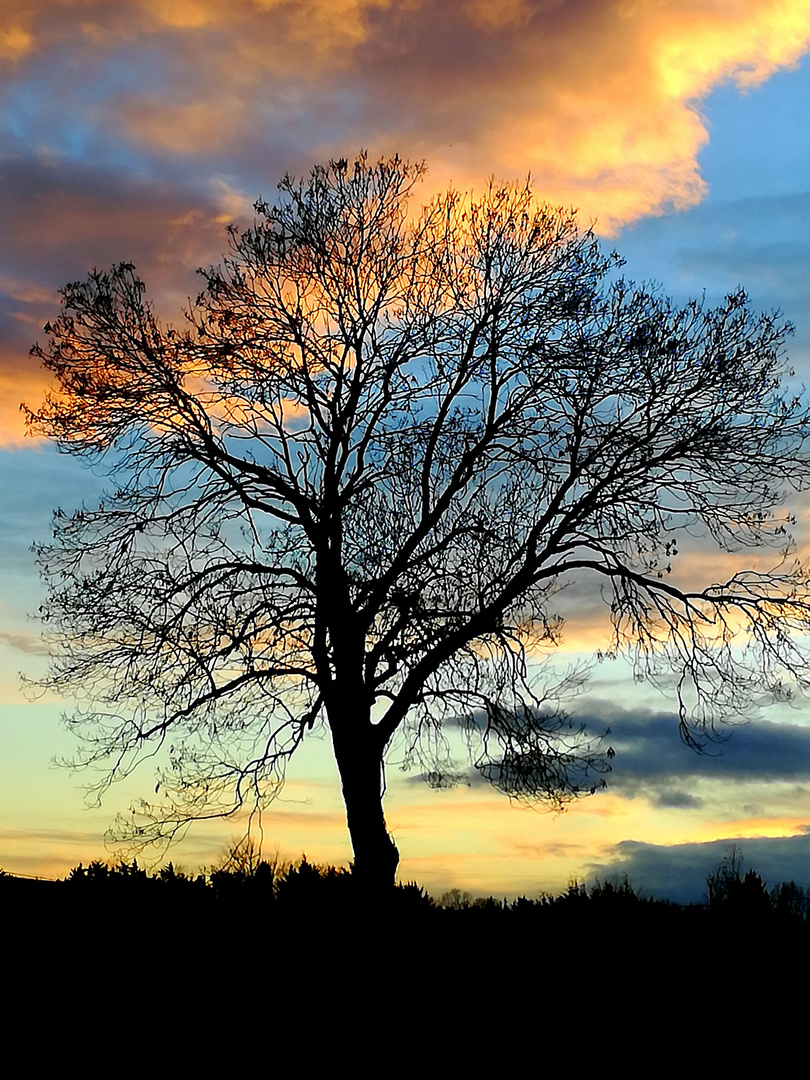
[706,847,772,917]
[26,153,810,892]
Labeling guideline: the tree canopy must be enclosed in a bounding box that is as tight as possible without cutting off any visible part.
[27,153,810,889]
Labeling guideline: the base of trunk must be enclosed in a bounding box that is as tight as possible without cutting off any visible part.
[350,828,400,891]
[335,746,400,894]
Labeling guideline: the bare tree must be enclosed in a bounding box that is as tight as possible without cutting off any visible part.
[26,153,810,890]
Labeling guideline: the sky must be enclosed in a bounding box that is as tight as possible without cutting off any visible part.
[2,0,810,902]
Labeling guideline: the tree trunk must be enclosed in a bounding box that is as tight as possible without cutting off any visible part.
[332,735,399,894]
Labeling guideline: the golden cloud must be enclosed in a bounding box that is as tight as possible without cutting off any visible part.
[0,363,49,449]
[6,4,810,441]
[4,2,809,232]
[114,0,810,231]
[463,0,533,31]
[0,24,34,61]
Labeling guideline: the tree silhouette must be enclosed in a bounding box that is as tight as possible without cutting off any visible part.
[706,847,773,917]
[26,154,810,890]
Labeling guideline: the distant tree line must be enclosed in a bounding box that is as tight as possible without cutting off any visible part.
[1,842,807,925]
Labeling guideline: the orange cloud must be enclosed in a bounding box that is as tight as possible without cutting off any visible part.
[6,5,810,452]
[0,24,34,61]
[112,2,810,230]
[0,155,253,446]
[3,6,808,457]
[5,2,809,233]
[0,364,46,449]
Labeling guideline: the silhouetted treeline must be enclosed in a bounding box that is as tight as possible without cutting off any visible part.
[2,845,808,926]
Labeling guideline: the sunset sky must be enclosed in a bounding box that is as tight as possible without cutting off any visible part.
[2,0,810,901]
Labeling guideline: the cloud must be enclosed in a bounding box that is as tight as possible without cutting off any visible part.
[3,1,810,232]
[5,3,809,443]
[575,701,810,789]
[590,829,810,903]
[407,698,810,810]
[0,155,243,446]
[0,24,34,63]
[0,156,233,290]
[0,631,49,656]
[651,788,704,809]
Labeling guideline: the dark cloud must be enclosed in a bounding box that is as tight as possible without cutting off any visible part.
[589,829,810,904]
[0,153,251,441]
[0,155,237,291]
[401,699,810,805]
[576,701,810,793]
[650,789,703,810]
